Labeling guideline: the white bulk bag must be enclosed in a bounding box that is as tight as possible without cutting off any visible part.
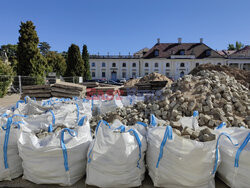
[0,114,27,181]
[147,124,220,188]
[215,126,250,188]
[18,116,92,186]
[97,94,123,115]
[86,120,147,188]
[120,95,145,107]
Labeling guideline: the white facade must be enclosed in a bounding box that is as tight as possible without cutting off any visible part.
[89,57,228,80]
[90,59,140,80]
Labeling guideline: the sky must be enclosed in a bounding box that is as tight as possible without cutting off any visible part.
[1,0,250,54]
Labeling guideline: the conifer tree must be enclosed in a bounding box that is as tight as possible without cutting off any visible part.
[82,44,91,81]
[65,44,84,77]
[17,21,47,84]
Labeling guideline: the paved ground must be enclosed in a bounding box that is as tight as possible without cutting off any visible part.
[0,174,228,188]
[0,94,229,188]
[0,94,20,113]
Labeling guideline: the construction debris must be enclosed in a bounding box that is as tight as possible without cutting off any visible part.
[91,69,250,141]
[51,82,86,98]
[124,72,172,87]
[21,85,51,100]
[190,64,250,88]
[21,82,86,100]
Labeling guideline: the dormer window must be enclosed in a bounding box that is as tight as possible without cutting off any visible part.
[206,50,211,56]
[180,50,185,55]
[154,50,159,57]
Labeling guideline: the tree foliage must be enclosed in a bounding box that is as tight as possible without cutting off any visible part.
[46,51,66,76]
[17,21,47,84]
[39,42,51,56]
[82,44,91,81]
[0,59,13,97]
[65,44,84,76]
[0,44,18,74]
[228,41,244,51]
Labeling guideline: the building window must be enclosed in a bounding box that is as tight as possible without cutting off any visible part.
[102,72,105,77]
[132,63,136,67]
[196,63,199,67]
[180,71,185,77]
[122,63,126,67]
[112,63,116,67]
[145,63,149,67]
[180,50,185,55]
[155,63,158,67]
[92,62,95,67]
[206,50,211,56]
[180,63,185,67]
[166,72,170,77]
[166,63,170,67]
[92,72,95,77]
[122,72,126,78]
[154,50,159,56]
[218,62,221,65]
[145,72,148,75]
[132,72,136,78]
[102,62,106,67]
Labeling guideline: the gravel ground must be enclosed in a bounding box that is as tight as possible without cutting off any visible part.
[0,94,229,188]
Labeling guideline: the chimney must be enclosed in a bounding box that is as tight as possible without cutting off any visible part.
[200,38,203,43]
[157,38,160,44]
[178,37,182,44]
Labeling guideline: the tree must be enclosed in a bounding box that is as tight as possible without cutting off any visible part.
[82,44,91,81]
[228,41,244,51]
[39,42,51,56]
[0,44,18,73]
[0,59,13,97]
[17,21,47,84]
[46,51,66,76]
[65,44,84,76]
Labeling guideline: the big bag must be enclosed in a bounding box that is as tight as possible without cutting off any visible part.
[86,120,147,188]
[215,125,250,188]
[0,114,27,181]
[18,115,92,186]
[147,115,223,188]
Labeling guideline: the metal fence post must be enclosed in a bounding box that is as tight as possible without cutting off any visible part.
[18,75,22,95]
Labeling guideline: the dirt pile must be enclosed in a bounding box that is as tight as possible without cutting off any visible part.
[189,64,250,88]
[124,72,172,87]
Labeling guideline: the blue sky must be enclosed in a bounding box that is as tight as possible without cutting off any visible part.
[1,0,250,54]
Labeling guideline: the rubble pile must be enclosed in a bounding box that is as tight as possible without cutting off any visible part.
[90,70,249,140]
[124,72,172,87]
[190,64,250,88]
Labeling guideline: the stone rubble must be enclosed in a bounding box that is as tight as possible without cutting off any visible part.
[90,70,249,141]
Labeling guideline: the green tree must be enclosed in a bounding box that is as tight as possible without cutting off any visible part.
[46,51,66,76]
[0,59,13,97]
[39,42,51,56]
[17,21,47,84]
[82,44,91,81]
[228,41,244,51]
[65,44,84,76]
[0,44,18,73]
